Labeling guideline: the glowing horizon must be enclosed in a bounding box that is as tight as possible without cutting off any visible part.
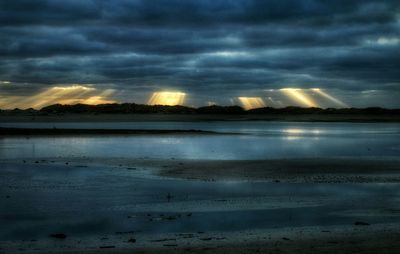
[148,91,186,106]
[0,85,115,109]
[280,88,319,108]
[238,97,266,110]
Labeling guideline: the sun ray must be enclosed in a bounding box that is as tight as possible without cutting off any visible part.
[238,97,266,110]
[148,91,186,105]
[311,88,348,108]
[280,88,318,108]
[0,85,115,109]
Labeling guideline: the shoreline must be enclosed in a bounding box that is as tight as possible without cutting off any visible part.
[3,157,400,183]
[0,127,221,136]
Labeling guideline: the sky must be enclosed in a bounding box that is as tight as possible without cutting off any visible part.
[0,0,400,109]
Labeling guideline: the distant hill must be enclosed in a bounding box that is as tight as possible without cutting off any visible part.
[0,103,399,116]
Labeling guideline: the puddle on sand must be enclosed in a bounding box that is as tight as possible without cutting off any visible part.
[1,162,400,240]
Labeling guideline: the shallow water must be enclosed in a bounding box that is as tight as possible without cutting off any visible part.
[0,122,399,160]
[1,163,399,240]
[1,122,400,241]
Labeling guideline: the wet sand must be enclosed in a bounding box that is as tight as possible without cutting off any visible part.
[157,158,400,183]
[3,157,400,183]
[2,223,400,254]
[1,158,400,253]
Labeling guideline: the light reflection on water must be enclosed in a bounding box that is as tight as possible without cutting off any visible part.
[0,122,399,160]
[1,121,400,135]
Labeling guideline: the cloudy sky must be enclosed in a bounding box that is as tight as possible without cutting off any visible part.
[1,0,399,109]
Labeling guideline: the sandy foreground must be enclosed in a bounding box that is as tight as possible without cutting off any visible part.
[5,157,398,183]
[156,158,400,183]
[1,157,400,254]
[1,223,400,254]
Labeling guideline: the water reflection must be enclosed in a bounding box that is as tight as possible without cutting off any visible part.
[0,122,399,160]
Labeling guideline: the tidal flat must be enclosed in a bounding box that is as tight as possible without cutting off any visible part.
[1,121,400,253]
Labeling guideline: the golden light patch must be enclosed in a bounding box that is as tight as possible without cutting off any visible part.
[311,88,348,107]
[148,91,186,106]
[0,85,116,109]
[280,88,318,108]
[238,97,266,110]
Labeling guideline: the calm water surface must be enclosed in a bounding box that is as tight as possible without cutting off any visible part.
[0,121,399,160]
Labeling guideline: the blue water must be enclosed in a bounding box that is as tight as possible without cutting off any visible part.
[0,122,399,160]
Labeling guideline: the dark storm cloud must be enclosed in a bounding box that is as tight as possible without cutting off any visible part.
[1,0,400,107]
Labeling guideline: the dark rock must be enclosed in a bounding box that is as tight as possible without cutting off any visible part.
[128,238,136,243]
[150,238,176,242]
[50,233,67,239]
[354,221,370,226]
[166,192,173,202]
[164,216,177,220]
[99,246,115,249]
[115,231,135,235]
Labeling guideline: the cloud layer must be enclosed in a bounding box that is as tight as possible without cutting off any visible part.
[1,0,399,108]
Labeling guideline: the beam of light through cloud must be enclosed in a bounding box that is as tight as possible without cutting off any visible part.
[280,88,319,108]
[0,85,116,109]
[311,88,348,108]
[265,96,284,108]
[365,36,400,46]
[238,97,266,110]
[148,91,186,106]
[206,51,250,58]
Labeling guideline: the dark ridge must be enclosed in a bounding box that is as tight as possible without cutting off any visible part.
[197,105,245,114]
[41,103,196,114]
[0,103,399,116]
[0,127,219,136]
[247,106,400,115]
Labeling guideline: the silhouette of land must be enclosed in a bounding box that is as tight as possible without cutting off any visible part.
[0,127,219,136]
[1,103,400,122]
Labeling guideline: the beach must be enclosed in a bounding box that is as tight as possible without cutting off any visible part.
[1,120,400,253]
